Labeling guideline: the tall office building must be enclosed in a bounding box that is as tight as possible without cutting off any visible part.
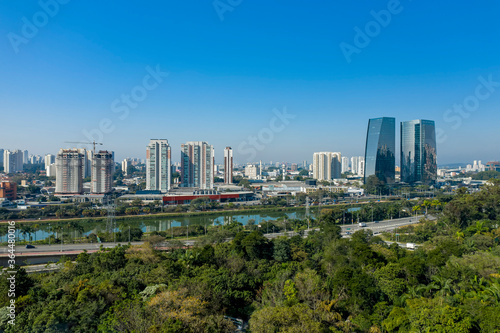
[401,119,437,184]
[0,149,4,164]
[91,151,114,194]
[224,147,233,184]
[146,139,171,192]
[55,149,84,194]
[341,156,350,174]
[312,152,341,181]
[364,117,396,184]
[3,150,23,173]
[181,141,214,189]
[23,150,29,164]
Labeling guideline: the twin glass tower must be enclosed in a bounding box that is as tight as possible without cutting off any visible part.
[364,117,437,185]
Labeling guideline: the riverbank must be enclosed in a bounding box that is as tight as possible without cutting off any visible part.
[0,200,378,225]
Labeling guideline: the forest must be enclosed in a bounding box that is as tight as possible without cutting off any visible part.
[1,182,500,332]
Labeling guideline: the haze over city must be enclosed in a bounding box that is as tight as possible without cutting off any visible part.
[1,1,500,164]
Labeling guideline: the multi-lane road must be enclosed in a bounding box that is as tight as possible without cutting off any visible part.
[2,215,429,257]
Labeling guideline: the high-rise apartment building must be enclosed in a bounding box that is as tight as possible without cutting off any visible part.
[121,159,129,175]
[312,152,341,181]
[77,149,93,179]
[44,154,55,167]
[245,164,259,179]
[46,163,56,177]
[358,157,365,177]
[181,141,214,189]
[91,150,114,194]
[364,117,396,184]
[341,156,350,174]
[146,139,171,192]
[3,150,23,173]
[401,119,437,184]
[23,150,29,164]
[0,149,4,164]
[55,149,84,194]
[224,147,233,184]
[45,154,56,178]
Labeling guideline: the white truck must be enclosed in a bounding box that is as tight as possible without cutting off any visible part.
[406,243,416,249]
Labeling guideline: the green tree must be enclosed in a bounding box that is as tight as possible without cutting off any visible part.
[273,237,291,262]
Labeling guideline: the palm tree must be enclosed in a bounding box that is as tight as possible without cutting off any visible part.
[33,224,39,242]
[484,283,500,304]
[431,199,441,212]
[70,221,84,242]
[20,224,35,242]
[412,205,421,218]
[472,220,489,235]
[53,224,65,244]
[432,276,455,297]
[421,200,431,215]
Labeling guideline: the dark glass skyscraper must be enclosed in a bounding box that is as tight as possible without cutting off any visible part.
[400,119,437,184]
[364,117,395,184]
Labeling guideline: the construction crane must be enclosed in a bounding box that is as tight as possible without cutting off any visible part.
[64,141,103,154]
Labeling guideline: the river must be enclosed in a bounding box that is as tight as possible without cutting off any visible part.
[2,208,319,243]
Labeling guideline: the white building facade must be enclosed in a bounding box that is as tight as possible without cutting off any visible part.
[55,149,84,194]
[313,152,342,181]
[91,151,114,194]
[146,139,171,192]
[181,141,214,189]
[224,147,233,184]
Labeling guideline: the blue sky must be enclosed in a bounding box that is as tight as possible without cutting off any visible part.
[1,0,499,165]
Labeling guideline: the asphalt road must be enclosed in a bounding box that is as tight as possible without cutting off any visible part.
[339,215,427,236]
[5,215,428,255]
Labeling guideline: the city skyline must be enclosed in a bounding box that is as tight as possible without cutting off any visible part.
[1,2,500,164]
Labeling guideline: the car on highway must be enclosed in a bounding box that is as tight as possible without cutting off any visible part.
[358,222,367,227]
[374,220,379,223]
[26,244,36,249]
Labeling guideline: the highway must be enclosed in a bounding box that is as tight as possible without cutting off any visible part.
[339,215,427,236]
[2,215,429,256]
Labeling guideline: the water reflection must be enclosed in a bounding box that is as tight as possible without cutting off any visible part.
[2,208,310,242]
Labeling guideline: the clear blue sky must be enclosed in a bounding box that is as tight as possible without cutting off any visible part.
[1,0,499,165]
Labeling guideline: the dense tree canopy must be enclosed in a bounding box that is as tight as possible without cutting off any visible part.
[2,181,500,332]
